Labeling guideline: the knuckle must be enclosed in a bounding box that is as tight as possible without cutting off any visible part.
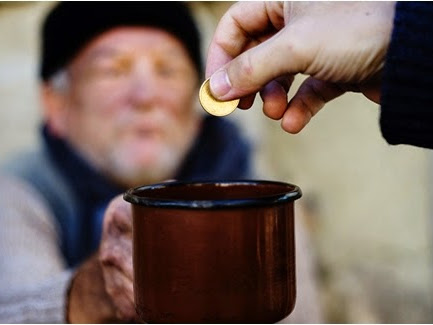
[106,282,123,298]
[230,52,257,92]
[100,232,132,267]
[99,242,112,262]
[282,30,310,73]
[214,33,234,55]
[113,212,132,234]
[117,303,136,320]
[286,40,303,67]
[235,52,254,79]
[100,245,123,266]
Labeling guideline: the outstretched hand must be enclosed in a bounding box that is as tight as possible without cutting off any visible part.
[67,196,136,323]
[99,196,135,321]
[206,1,395,133]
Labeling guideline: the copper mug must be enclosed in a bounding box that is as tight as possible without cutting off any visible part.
[124,180,302,323]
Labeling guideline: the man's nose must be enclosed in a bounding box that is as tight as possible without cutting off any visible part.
[128,61,158,109]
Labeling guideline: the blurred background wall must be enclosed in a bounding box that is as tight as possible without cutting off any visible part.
[1,2,433,322]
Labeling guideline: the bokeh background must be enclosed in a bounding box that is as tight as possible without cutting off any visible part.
[1,2,433,322]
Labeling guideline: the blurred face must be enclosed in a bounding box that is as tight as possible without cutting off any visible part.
[45,27,201,187]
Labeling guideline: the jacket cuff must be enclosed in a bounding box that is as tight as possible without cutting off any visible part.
[380,2,433,149]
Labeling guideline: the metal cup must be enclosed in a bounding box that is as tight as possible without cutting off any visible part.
[124,180,302,323]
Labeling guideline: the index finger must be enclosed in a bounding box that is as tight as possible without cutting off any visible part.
[205,1,284,77]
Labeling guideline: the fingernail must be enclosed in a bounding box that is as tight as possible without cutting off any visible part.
[210,69,231,98]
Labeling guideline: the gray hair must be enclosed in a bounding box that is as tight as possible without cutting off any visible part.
[48,69,69,93]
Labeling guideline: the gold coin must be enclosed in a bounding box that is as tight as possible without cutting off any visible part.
[199,78,239,117]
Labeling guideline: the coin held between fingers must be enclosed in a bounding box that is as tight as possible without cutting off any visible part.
[199,78,239,117]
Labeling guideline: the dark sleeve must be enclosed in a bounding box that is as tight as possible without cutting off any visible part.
[380,2,433,149]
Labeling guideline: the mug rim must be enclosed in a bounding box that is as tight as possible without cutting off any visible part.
[123,180,302,209]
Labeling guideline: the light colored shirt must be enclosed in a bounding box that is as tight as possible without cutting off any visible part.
[0,175,71,323]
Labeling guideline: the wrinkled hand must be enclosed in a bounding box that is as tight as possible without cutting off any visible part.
[206,1,396,133]
[67,196,136,323]
[99,195,135,321]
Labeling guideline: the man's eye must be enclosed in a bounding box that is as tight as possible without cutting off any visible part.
[156,61,184,78]
[94,59,131,78]
[103,64,129,77]
[158,66,176,77]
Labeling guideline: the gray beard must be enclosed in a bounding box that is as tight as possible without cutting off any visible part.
[105,142,186,188]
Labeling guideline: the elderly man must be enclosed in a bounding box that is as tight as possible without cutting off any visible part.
[0,2,321,323]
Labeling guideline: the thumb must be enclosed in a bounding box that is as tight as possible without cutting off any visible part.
[209,29,307,101]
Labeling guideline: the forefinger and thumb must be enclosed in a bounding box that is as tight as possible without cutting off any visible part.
[206,2,281,76]
[207,2,305,101]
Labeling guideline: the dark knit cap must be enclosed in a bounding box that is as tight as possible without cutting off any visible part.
[40,1,202,81]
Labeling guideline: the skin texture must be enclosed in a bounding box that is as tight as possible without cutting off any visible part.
[99,196,135,320]
[68,197,134,322]
[206,1,396,134]
[41,27,201,322]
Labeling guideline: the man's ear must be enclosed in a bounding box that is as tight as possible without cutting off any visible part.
[40,83,69,138]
